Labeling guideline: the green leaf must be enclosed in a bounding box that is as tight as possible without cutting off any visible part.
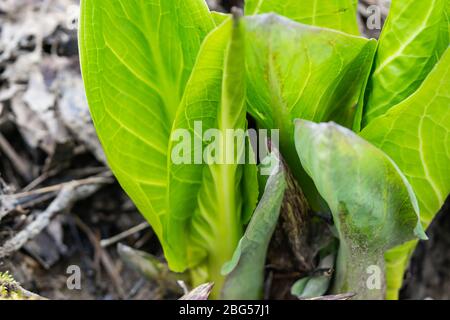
[245,0,359,35]
[211,11,230,25]
[221,153,286,300]
[291,276,330,299]
[79,0,214,268]
[291,278,309,297]
[167,16,258,294]
[295,120,426,299]
[362,0,449,126]
[241,155,260,225]
[244,14,376,208]
[361,48,450,299]
[291,253,335,299]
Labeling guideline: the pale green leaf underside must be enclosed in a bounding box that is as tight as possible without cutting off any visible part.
[79,0,214,264]
[245,0,359,35]
[221,153,286,300]
[167,18,258,277]
[295,120,424,251]
[244,14,376,207]
[361,48,450,299]
[362,0,449,126]
[295,120,425,298]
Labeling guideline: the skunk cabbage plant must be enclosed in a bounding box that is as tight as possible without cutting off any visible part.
[80,0,450,299]
[80,1,258,297]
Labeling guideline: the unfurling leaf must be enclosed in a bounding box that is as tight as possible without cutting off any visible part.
[295,120,426,299]
[167,16,258,296]
[221,152,286,300]
[244,14,376,209]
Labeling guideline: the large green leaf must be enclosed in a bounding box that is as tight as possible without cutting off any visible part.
[221,153,286,300]
[295,120,426,299]
[361,48,450,299]
[79,0,214,267]
[167,17,258,293]
[245,14,376,207]
[245,0,359,35]
[362,0,449,126]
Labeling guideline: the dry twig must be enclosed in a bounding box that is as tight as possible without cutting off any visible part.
[0,180,105,259]
[75,217,126,298]
[101,222,150,248]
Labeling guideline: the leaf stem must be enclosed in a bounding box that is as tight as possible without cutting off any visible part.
[332,241,386,300]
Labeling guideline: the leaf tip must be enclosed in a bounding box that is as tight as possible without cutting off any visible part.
[414,222,428,241]
[231,7,243,21]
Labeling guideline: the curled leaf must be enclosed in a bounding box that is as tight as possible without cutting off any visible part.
[294,120,426,299]
[244,14,376,209]
[221,152,286,300]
